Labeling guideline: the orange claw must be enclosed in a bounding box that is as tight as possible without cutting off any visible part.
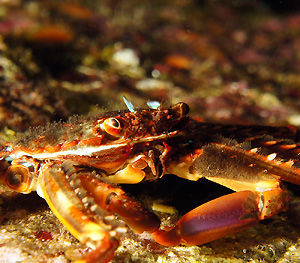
[40,162,161,263]
[107,193,161,233]
[79,173,161,234]
[153,191,260,246]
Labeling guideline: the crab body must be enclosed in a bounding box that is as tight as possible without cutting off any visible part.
[1,102,300,262]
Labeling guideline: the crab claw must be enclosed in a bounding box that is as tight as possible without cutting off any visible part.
[39,161,161,263]
[78,172,161,234]
[153,191,260,246]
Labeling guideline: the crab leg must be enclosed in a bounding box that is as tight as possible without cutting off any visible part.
[38,161,160,263]
[153,187,288,246]
[153,190,260,246]
[154,140,290,246]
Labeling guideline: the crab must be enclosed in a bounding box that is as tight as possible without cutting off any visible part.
[1,101,300,262]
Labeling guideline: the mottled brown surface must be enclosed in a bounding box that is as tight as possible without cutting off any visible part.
[1,0,300,262]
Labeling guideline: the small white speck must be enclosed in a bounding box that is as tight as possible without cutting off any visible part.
[267,153,277,161]
[112,48,139,68]
[6,146,12,152]
[151,69,161,78]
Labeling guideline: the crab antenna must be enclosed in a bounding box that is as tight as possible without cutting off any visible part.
[123,96,136,113]
[147,101,161,109]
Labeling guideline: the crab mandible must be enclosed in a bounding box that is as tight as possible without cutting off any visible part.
[1,101,300,262]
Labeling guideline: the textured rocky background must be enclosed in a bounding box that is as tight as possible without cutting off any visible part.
[1,0,300,262]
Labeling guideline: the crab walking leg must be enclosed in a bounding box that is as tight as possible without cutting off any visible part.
[153,190,266,246]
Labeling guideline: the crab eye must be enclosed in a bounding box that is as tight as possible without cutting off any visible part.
[102,118,123,137]
[4,165,33,193]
